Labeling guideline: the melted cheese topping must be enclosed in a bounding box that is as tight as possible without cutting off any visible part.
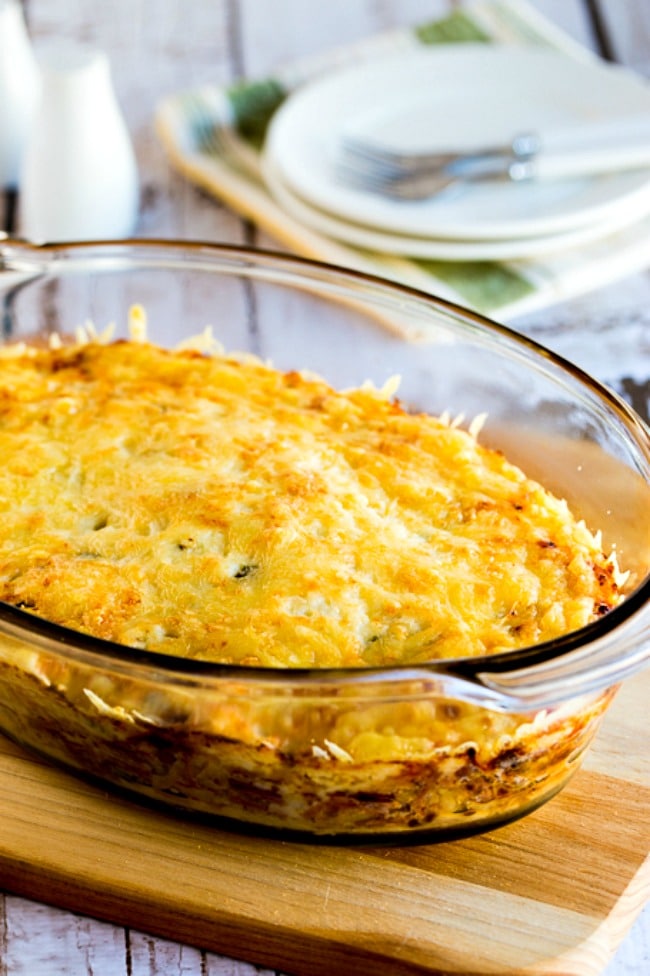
[0,338,623,667]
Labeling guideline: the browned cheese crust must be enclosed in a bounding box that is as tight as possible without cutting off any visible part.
[0,337,623,667]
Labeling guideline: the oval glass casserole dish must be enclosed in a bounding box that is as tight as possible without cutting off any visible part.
[0,239,648,840]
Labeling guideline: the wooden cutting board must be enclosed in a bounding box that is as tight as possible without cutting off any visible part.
[1,669,649,976]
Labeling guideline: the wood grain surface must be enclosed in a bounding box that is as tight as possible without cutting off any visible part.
[1,669,648,976]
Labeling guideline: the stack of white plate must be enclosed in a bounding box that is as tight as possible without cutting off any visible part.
[262,46,650,262]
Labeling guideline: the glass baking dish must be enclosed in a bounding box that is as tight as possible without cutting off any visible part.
[0,238,648,840]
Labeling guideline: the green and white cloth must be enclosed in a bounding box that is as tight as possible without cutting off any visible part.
[155,0,650,323]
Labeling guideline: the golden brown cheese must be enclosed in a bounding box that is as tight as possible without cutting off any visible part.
[0,337,623,667]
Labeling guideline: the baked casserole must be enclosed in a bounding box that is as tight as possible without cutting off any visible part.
[0,306,630,835]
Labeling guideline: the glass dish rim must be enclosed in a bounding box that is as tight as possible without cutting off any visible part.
[0,236,649,701]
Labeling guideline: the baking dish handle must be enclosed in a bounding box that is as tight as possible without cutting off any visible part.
[464,597,650,711]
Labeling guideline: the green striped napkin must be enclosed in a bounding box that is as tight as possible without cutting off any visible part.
[155,0,650,325]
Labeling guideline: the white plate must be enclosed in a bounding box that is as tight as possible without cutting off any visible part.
[263,155,650,261]
[265,45,650,242]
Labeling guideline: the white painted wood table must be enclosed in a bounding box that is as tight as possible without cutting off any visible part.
[1,1,649,973]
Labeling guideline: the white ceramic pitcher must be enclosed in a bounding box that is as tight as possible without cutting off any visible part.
[19,41,139,240]
[0,0,39,188]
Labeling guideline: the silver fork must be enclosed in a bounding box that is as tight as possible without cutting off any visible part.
[339,113,650,200]
[338,132,541,200]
